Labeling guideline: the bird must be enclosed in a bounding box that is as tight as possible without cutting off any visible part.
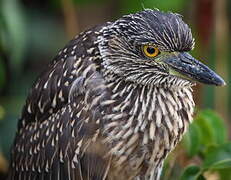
[8,9,225,180]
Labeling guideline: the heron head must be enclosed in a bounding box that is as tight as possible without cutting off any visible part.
[99,9,226,88]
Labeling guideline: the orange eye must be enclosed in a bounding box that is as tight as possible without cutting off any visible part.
[142,45,160,58]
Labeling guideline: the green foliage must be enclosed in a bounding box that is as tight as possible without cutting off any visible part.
[0,106,5,121]
[180,166,205,180]
[119,0,187,14]
[72,0,106,5]
[183,110,227,157]
[180,110,231,180]
[197,110,227,145]
[1,0,27,72]
[0,58,5,90]
[203,144,231,170]
[183,123,202,157]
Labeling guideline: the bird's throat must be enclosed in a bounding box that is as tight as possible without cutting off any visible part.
[101,78,195,179]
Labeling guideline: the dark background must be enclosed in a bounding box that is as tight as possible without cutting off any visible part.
[0,0,230,179]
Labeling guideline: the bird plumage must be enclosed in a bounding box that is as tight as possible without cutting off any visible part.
[8,9,224,180]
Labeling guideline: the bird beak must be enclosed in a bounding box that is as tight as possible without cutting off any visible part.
[164,52,226,86]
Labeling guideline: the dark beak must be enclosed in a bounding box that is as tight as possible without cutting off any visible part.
[164,52,226,86]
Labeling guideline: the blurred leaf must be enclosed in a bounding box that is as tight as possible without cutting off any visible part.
[0,150,8,174]
[0,96,24,158]
[0,10,6,90]
[145,0,187,12]
[27,14,67,58]
[119,0,187,14]
[180,165,205,180]
[0,58,6,89]
[1,0,27,72]
[203,143,231,170]
[72,0,106,5]
[194,110,227,147]
[0,106,5,121]
[218,168,231,180]
[202,110,227,144]
[209,159,231,169]
[183,123,202,157]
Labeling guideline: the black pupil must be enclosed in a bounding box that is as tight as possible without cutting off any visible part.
[147,47,156,54]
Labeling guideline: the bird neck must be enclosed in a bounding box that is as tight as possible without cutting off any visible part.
[103,75,195,139]
[101,75,195,177]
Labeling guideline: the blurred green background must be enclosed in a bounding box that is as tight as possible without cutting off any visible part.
[0,0,230,179]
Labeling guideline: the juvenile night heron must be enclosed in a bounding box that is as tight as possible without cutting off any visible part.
[8,9,225,180]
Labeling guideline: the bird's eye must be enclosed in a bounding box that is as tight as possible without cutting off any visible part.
[142,45,160,58]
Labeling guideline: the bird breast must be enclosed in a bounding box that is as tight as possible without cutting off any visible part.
[101,77,195,178]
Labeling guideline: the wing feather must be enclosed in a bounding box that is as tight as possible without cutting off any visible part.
[8,25,111,180]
